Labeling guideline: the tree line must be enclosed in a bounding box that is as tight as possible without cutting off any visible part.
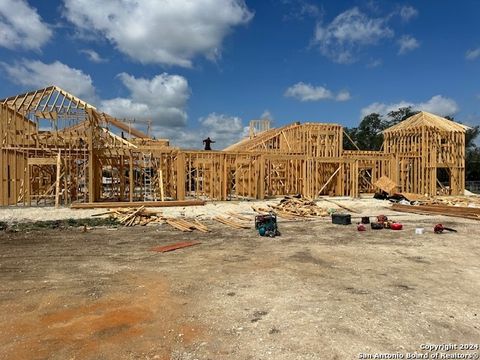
[343,107,480,181]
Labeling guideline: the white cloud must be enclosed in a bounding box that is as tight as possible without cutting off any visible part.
[80,49,108,63]
[151,113,244,149]
[466,48,480,61]
[100,73,190,127]
[336,90,351,101]
[62,0,253,67]
[0,59,96,103]
[0,0,52,51]
[200,112,242,131]
[285,82,351,102]
[314,7,393,64]
[399,6,418,22]
[199,113,244,148]
[260,110,274,120]
[398,35,420,54]
[360,95,459,118]
[281,0,321,20]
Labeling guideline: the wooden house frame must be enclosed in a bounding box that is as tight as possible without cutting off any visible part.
[383,111,468,196]
[0,86,468,207]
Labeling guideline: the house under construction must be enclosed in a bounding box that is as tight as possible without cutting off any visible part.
[0,86,468,207]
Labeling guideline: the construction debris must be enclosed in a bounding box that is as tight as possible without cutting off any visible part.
[250,196,332,220]
[98,206,161,226]
[269,196,330,218]
[94,206,209,230]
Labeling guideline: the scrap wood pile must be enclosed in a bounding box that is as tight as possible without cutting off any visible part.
[93,206,161,226]
[253,195,330,219]
[273,196,330,218]
[93,206,210,231]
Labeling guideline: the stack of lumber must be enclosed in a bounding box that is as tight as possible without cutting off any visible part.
[270,196,329,218]
[213,215,251,229]
[163,218,209,232]
[95,206,161,226]
[226,211,252,221]
[391,203,480,221]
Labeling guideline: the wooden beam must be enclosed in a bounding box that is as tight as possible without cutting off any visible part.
[55,150,61,208]
[28,158,57,165]
[176,152,185,200]
[71,200,206,209]
[103,114,149,139]
[158,168,165,201]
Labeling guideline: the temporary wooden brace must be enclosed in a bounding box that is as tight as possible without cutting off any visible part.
[318,166,341,195]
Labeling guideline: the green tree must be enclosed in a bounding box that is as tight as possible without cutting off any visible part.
[445,115,480,181]
[385,106,418,127]
[344,108,480,182]
[343,127,358,150]
[466,125,479,149]
[344,113,385,151]
[465,125,480,181]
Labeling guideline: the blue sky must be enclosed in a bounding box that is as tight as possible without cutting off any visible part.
[0,0,479,148]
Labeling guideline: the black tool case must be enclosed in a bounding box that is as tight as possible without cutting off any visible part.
[331,213,351,225]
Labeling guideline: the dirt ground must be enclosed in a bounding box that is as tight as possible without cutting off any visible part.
[0,201,479,360]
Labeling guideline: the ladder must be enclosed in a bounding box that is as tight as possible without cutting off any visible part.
[143,153,153,201]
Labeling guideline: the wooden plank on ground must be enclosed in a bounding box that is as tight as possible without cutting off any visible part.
[319,197,360,214]
[214,216,250,229]
[391,203,480,220]
[165,219,193,232]
[71,200,206,209]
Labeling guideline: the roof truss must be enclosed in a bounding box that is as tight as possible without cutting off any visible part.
[0,85,95,114]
